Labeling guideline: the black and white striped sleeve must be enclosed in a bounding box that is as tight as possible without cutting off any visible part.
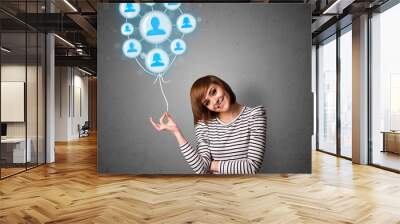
[179,122,212,174]
[219,106,267,174]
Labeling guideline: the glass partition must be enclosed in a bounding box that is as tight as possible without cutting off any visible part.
[0,1,46,179]
[317,35,337,154]
[1,30,28,177]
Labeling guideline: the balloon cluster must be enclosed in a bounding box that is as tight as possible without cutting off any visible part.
[119,3,197,77]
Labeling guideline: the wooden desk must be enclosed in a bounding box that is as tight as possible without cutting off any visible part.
[1,138,31,163]
[382,131,400,154]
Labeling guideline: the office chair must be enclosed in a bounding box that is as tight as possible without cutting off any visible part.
[79,121,90,138]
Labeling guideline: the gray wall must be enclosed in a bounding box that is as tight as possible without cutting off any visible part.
[98,3,312,174]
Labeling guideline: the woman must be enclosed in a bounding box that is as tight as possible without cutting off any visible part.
[150,75,266,174]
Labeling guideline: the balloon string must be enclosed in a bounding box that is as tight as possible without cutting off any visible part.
[153,76,159,84]
[158,74,169,112]
[161,76,170,83]
[135,57,155,77]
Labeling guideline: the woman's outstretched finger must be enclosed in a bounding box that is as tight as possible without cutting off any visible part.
[149,117,161,131]
[149,117,157,128]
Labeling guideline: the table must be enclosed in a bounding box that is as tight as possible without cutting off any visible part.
[382,131,400,154]
[1,138,31,163]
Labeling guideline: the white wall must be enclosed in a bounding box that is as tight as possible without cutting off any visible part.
[55,67,89,141]
[1,65,26,136]
[1,65,41,137]
[55,66,70,141]
[72,73,89,138]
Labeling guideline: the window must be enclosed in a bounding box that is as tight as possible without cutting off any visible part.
[318,36,337,154]
[371,3,400,171]
[340,28,352,158]
[316,25,353,159]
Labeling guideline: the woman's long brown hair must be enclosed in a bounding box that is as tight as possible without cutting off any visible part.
[190,75,236,125]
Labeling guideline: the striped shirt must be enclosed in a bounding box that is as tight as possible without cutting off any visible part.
[179,105,267,174]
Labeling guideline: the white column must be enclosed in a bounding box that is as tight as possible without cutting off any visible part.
[46,1,55,163]
[352,14,369,164]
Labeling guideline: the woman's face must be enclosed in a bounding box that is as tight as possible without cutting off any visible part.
[202,83,230,113]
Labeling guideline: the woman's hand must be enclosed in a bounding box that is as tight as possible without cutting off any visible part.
[149,112,180,134]
[150,112,188,151]
[210,160,220,173]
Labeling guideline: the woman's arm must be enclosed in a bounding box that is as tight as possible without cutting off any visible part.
[172,129,188,146]
[178,122,212,174]
[150,113,212,174]
[217,106,267,174]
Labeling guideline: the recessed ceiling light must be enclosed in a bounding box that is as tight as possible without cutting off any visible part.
[63,0,78,12]
[54,34,75,48]
[78,67,93,76]
[1,47,11,53]
[322,0,354,15]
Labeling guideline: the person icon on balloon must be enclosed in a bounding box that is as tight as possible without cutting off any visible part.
[174,42,184,51]
[181,17,193,28]
[127,42,137,53]
[176,14,196,34]
[122,39,141,58]
[125,3,135,12]
[145,49,170,73]
[147,17,166,36]
[125,24,131,33]
[150,53,165,67]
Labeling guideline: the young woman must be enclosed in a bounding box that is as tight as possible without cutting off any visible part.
[150,75,266,174]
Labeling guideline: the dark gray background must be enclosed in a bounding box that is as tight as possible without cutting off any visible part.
[98,3,312,174]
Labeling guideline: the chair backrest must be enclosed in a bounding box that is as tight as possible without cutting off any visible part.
[82,121,90,129]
